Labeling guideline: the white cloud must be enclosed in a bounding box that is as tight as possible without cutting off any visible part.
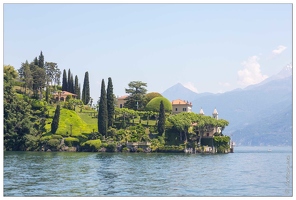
[182,82,199,93]
[272,45,287,55]
[219,82,231,87]
[237,56,268,86]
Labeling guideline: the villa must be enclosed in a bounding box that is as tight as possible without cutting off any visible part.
[52,91,77,102]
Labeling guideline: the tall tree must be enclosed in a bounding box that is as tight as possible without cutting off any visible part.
[67,69,71,92]
[74,75,79,95]
[98,79,108,136]
[157,100,166,136]
[107,77,115,128]
[4,65,33,150]
[51,104,61,134]
[62,69,67,91]
[18,60,33,95]
[82,71,90,105]
[77,83,81,100]
[34,57,38,66]
[70,74,74,93]
[38,51,44,68]
[125,81,147,110]
[30,63,46,99]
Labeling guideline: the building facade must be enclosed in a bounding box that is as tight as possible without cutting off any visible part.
[171,99,192,114]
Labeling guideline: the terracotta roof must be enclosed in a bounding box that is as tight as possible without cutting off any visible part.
[52,91,77,96]
[117,95,128,100]
[172,99,192,105]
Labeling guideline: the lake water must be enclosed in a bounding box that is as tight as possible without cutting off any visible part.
[3,146,293,197]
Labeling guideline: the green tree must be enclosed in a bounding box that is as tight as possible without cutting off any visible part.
[98,79,108,136]
[74,75,79,95]
[144,92,163,107]
[34,57,38,66]
[38,51,44,68]
[4,65,33,151]
[62,69,67,91]
[125,81,147,110]
[30,64,46,99]
[18,61,33,95]
[51,104,61,134]
[82,71,90,105]
[157,100,166,136]
[67,69,72,92]
[77,83,81,100]
[107,77,115,128]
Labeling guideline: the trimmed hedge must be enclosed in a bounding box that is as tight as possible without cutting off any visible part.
[64,137,79,147]
[82,139,102,152]
[145,97,172,112]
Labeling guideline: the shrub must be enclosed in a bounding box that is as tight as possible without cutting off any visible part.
[106,143,117,152]
[47,139,60,150]
[145,97,172,112]
[51,135,63,139]
[31,99,45,110]
[122,147,130,152]
[137,148,144,152]
[64,137,79,147]
[82,139,102,152]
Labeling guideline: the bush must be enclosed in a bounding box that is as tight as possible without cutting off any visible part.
[31,99,45,110]
[145,97,172,112]
[82,139,102,152]
[52,135,63,139]
[122,147,130,152]
[47,139,60,150]
[137,148,144,152]
[64,137,79,147]
[106,143,117,152]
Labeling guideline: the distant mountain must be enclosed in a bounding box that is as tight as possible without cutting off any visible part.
[162,83,212,102]
[163,64,292,146]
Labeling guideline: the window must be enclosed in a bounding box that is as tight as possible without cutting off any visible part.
[120,104,123,108]
[175,108,178,111]
[183,108,187,111]
[207,133,209,137]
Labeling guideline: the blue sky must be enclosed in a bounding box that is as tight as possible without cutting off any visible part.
[3,3,292,102]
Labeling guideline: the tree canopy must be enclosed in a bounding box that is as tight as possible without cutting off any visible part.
[145,97,172,112]
[124,81,147,110]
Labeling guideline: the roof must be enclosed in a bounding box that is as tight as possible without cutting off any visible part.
[52,91,77,96]
[117,95,128,100]
[172,99,192,106]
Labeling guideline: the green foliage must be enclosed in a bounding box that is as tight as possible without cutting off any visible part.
[144,92,162,107]
[31,99,45,110]
[98,79,108,136]
[47,139,60,150]
[82,139,102,151]
[51,135,63,139]
[145,97,172,112]
[122,147,130,152]
[125,81,147,110]
[51,104,61,134]
[64,137,79,147]
[157,100,166,135]
[106,143,117,152]
[62,69,67,91]
[213,136,230,153]
[38,51,44,68]
[137,148,144,152]
[82,71,90,105]
[107,77,115,127]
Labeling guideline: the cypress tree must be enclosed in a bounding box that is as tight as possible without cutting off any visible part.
[82,71,90,105]
[157,100,165,136]
[77,83,81,100]
[51,104,61,134]
[98,79,108,136]
[107,77,115,128]
[67,69,71,92]
[34,57,38,66]
[69,74,74,93]
[38,51,44,68]
[62,69,67,91]
[74,75,79,95]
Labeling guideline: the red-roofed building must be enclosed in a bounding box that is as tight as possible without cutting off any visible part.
[171,99,192,114]
[52,91,77,102]
[117,95,128,108]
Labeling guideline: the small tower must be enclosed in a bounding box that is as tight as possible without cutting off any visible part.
[199,107,204,115]
[212,108,218,119]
